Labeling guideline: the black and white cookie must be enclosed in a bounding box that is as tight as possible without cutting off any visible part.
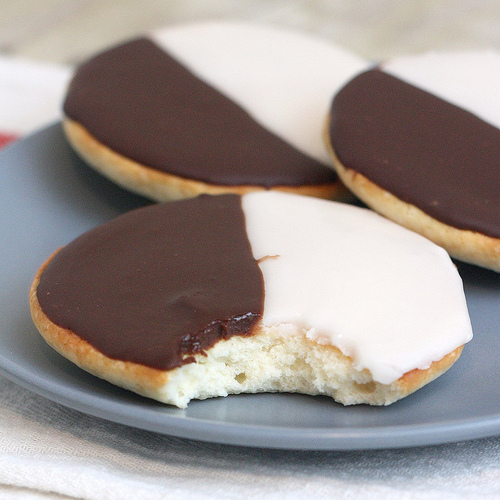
[31,192,472,408]
[63,22,367,201]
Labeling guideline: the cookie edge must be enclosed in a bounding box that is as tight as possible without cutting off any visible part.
[324,116,500,272]
[30,248,465,408]
[63,118,350,202]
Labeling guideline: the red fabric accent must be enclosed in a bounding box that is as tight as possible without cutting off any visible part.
[0,132,18,148]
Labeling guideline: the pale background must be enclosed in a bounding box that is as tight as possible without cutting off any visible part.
[0,0,499,65]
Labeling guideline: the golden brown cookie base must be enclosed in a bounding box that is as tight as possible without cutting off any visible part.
[30,250,465,408]
[64,118,350,202]
[324,122,500,273]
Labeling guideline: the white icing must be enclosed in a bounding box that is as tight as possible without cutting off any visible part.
[241,192,473,384]
[383,51,500,130]
[151,22,368,165]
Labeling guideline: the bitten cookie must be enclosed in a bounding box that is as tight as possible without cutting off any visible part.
[325,51,500,272]
[63,22,367,201]
[30,192,472,408]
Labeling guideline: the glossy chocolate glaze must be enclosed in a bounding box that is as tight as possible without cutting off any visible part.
[64,37,335,187]
[37,195,264,370]
[329,69,500,238]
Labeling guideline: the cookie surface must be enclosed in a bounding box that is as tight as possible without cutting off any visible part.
[63,22,367,201]
[30,192,472,408]
[326,51,500,272]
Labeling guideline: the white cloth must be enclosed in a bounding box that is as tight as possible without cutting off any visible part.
[1,376,500,500]
[0,56,71,137]
[1,55,500,500]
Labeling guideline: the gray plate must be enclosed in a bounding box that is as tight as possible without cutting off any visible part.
[1,123,499,450]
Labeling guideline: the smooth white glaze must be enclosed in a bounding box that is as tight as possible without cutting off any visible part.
[383,51,500,129]
[151,22,368,165]
[242,192,473,384]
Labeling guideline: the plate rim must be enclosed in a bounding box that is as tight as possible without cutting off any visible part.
[1,353,500,450]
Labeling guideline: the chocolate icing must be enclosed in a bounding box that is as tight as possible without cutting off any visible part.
[37,195,264,370]
[64,37,335,187]
[329,69,500,238]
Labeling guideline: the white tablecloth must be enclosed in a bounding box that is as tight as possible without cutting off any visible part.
[1,373,500,500]
[1,55,499,500]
